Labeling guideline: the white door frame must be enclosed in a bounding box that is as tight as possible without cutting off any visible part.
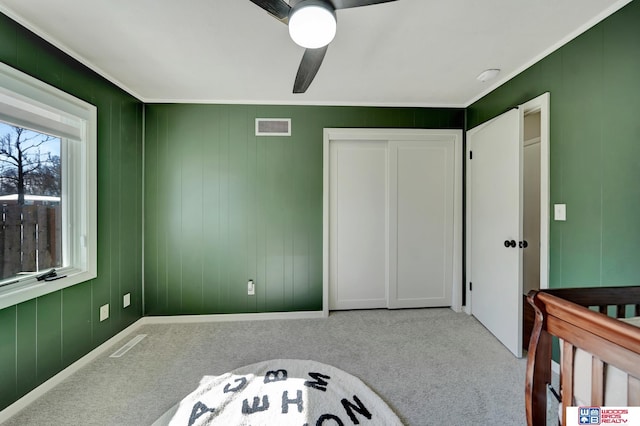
[465,92,550,315]
[323,128,463,316]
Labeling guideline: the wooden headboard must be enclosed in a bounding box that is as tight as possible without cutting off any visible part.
[525,286,640,425]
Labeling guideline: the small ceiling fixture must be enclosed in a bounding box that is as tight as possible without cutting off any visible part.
[476,69,500,82]
[289,1,337,49]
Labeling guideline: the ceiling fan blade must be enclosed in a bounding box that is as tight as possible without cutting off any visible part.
[249,0,291,21]
[293,46,328,94]
[331,0,397,9]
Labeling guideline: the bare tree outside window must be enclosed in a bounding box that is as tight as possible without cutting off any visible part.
[0,122,62,281]
[0,125,61,202]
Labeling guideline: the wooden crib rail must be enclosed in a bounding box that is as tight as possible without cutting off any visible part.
[525,287,640,426]
[539,286,640,317]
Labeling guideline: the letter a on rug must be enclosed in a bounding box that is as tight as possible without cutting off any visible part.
[152,359,403,425]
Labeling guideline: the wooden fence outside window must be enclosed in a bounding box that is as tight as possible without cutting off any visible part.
[0,204,61,281]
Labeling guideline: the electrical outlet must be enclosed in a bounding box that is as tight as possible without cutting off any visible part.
[123,293,131,308]
[248,279,255,296]
[99,304,109,322]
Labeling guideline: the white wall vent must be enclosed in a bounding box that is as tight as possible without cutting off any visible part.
[255,118,291,136]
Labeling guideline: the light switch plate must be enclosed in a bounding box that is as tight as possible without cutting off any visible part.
[554,204,566,221]
[100,304,109,322]
[123,293,131,308]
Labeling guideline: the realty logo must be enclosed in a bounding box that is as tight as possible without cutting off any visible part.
[579,407,601,425]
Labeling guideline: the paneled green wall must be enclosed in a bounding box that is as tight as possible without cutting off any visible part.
[5,0,637,412]
[144,105,464,315]
[0,14,143,410]
[467,1,640,289]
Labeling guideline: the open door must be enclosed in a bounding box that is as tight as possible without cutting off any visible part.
[468,108,524,357]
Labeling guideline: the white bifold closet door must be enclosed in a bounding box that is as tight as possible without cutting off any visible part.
[329,140,388,309]
[388,140,454,308]
[328,137,454,310]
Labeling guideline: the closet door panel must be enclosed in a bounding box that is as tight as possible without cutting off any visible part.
[329,140,387,310]
[388,140,453,308]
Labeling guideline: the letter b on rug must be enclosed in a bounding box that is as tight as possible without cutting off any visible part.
[155,359,403,425]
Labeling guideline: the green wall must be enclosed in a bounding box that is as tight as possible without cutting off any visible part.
[144,105,463,315]
[3,0,639,413]
[467,0,640,289]
[0,14,143,410]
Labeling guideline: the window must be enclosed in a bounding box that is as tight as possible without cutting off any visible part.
[0,62,96,309]
[0,125,62,276]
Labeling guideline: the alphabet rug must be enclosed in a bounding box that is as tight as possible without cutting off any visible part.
[152,359,403,426]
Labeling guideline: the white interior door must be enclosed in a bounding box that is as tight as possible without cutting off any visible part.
[329,140,388,310]
[388,140,453,308]
[468,108,524,357]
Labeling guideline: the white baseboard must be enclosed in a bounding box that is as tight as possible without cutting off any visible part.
[0,309,325,422]
[140,310,325,324]
[0,319,144,423]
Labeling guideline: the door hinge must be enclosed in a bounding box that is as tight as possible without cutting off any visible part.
[469,151,473,160]
[470,282,472,291]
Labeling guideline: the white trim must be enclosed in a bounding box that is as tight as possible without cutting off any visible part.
[0,95,81,140]
[0,319,144,423]
[451,128,464,312]
[0,309,327,422]
[0,5,142,102]
[464,132,472,315]
[140,310,325,324]
[0,0,631,108]
[0,5,463,108]
[465,0,632,106]
[144,99,466,108]
[0,62,94,120]
[141,106,146,314]
[322,133,331,317]
[521,93,550,291]
[0,62,98,310]
[323,128,463,313]
[464,92,550,314]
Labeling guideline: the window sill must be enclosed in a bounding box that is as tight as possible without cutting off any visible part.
[0,268,96,310]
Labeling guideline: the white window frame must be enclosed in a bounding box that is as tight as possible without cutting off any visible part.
[0,62,97,310]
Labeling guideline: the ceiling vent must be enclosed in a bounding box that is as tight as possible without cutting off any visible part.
[255,118,291,136]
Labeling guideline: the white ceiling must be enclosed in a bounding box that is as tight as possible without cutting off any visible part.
[0,0,632,107]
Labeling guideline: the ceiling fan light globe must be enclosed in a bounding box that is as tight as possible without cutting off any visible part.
[289,4,337,49]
